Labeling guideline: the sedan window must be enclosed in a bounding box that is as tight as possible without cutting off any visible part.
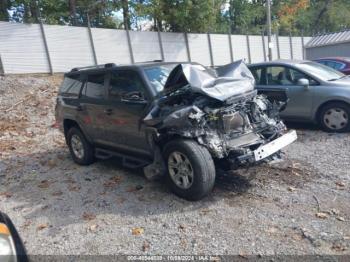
[261,66,318,86]
[266,66,293,85]
[250,67,264,85]
[332,62,346,70]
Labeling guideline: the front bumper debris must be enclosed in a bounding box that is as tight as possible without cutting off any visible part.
[253,130,297,161]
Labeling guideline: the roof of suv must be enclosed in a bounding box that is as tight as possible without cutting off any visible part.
[65,61,191,77]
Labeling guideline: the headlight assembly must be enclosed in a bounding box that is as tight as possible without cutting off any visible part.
[0,223,17,261]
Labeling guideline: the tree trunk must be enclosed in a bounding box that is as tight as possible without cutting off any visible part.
[121,0,130,30]
[314,0,331,32]
[23,2,31,23]
[29,0,39,22]
[0,0,9,21]
[69,0,77,26]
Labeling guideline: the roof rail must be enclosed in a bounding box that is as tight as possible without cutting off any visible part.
[70,63,117,72]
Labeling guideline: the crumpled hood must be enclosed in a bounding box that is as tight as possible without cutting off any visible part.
[163,60,255,101]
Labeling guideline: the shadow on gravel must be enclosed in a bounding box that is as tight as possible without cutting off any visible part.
[285,121,319,131]
[214,170,253,194]
[1,146,315,234]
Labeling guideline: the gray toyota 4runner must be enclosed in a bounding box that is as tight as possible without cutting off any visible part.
[55,61,297,200]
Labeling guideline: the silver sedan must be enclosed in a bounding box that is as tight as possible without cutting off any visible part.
[248,60,350,132]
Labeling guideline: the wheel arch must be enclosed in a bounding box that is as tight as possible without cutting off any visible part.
[63,118,93,144]
[314,100,350,122]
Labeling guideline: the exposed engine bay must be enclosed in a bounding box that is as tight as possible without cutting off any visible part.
[143,60,296,169]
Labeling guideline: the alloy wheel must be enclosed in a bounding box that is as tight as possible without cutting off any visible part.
[168,151,194,189]
[71,134,85,159]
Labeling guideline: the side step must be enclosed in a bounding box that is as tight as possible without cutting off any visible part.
[95,148,150,169]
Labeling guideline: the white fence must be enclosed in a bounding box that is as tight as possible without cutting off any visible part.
[0,21,312,74]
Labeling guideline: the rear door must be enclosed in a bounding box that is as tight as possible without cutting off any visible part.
[102,69,152,156]
[79,72,108,144]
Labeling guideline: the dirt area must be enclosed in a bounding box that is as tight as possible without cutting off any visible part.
[0,74,350,256]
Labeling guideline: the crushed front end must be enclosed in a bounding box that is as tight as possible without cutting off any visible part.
[144,61,297,169]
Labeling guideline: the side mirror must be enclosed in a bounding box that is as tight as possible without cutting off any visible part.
[297,78,310,90]
[121,91,147,104]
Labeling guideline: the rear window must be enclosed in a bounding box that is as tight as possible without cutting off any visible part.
[59,74,82,96]
[82,73,106,99]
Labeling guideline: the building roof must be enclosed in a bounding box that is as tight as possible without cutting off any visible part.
[306,30,350,48]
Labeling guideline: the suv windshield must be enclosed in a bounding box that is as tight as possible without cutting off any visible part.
[297,62,345,81]
[144,64,177,92]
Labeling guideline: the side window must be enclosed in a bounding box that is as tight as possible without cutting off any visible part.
[108,70,146,100]
[326,61,336,69]
[83,73,106,99]
[265,66,318,86]
[333,62,345,70]
[288,68,318,86]
[266,66,293,85]
[250,67,263,85]
[59,74,82,96]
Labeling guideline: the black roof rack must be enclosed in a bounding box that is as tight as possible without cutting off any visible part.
[70,63,117,72]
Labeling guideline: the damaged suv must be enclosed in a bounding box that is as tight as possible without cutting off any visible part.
[55,61,297,200]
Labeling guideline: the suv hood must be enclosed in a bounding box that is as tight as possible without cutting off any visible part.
[163,60,255,102]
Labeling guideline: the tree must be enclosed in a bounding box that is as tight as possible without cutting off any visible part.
[274,0,309,35]
[0,0,10,21]
[69,0,77,25]
[134,0,225,32]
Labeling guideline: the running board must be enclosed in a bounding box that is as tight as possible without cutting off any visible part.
[95,148,150,169]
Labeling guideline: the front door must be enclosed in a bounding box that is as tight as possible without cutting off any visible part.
[102,69,151,156]
[255,66,316,120]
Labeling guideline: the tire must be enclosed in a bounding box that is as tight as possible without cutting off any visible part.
[318,102,350,133]
[163,139,216,201]
[66,127,95,165]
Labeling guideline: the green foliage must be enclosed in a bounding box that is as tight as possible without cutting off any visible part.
[134,0,226,32]
[2,0,350,35]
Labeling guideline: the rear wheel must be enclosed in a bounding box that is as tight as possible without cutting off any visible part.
[67,127,95,165]
[318,102,350,132]
[163,139,216,201]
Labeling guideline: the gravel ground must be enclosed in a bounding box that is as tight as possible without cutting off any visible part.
[0,74,349,256]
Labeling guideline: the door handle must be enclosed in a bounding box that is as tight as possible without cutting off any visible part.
[76,105,83,111]
[104,108,113,115]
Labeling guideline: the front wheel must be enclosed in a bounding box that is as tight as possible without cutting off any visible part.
[318,102,350,132]
[163,139,216,201]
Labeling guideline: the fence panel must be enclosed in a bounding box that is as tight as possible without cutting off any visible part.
[0,22,49,73]
[91,28,131,65]
[231,35,249,62]
[291,37,303,60]
[187,33,211,66]
[0,22,312,74]
[210,34,231,66]
[44,25,94,72]
[249,35,266,63]
[278,36,291,59]
[160,32,188,62]
[129,31,161,62]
